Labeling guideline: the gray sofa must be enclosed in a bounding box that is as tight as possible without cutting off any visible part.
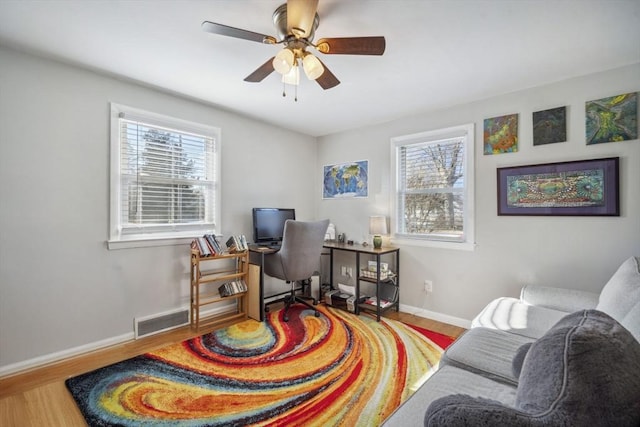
[383,256,640,426]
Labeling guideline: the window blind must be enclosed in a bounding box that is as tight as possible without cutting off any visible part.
[118,117,216,234]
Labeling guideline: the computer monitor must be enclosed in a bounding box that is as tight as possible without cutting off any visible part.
[252,208,296,246]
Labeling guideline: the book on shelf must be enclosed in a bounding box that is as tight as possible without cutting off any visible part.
[192,233,225,257]
[218,280,248,297]
[196,237,212,257]
[204,234,223,255]
[192,233,249,257]
[225,234,248,253]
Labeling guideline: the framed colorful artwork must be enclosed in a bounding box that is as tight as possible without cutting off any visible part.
[586,92,638,145]
[533,106,567,146]
[484,113,518,155]
[497,157,619,216]
[323,160,369,199]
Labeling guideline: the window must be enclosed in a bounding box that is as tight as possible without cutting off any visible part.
[391,123,475,250]
[109,104,220,249]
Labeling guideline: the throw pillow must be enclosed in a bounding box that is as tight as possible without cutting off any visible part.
[620,300,640,342]
[515,309,640,425]
[596,256,640,322]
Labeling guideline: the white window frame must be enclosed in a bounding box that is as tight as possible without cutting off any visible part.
[390,123,475,251]
[108,103,221,250]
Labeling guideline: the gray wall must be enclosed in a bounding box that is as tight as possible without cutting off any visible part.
[317,63,640,326]
[0,46,316,371]
[1,43,638,373]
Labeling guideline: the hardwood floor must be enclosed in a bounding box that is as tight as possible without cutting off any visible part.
[0,308,465,427]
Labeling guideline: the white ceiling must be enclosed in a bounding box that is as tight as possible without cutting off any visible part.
[1,0,639,137]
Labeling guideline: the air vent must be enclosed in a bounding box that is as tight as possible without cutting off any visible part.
[134,308,189,339]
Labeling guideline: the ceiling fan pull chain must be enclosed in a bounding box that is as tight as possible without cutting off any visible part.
[295,85,298,102]
[282,81,286,98]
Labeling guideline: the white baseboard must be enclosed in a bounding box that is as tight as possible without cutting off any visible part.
[398,303,472,329]
[0,303,238,378]
[0,332,133,378]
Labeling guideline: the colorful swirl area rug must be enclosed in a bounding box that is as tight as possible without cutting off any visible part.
[66,305,454,426]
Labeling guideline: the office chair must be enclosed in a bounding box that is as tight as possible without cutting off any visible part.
[263,219,330,321]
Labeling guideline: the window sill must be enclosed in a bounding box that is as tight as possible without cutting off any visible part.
[391,237,476,251]
[107,234,199,250]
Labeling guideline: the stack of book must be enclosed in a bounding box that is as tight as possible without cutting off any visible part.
[225,235,248,253]
[364,297,395,308]
[192,234,224,257]
[218,280,248,297]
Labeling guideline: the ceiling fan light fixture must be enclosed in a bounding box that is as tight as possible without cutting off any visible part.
[273,48,294,74]
[302,53,324,80]
[202,2,385,91]
[281,64,300,86]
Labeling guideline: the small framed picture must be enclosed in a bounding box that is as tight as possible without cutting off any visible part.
[533,106,567,146]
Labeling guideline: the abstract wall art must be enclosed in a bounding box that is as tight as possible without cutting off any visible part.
[484,113,518,155]
[586,92,637,145]
[497,157,619,216]
[533,106,567,146]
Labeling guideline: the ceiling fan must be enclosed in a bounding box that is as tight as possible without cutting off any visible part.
[202,0,386,91]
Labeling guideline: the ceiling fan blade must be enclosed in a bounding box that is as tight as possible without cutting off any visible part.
[316,37,386,55]
[202,21,275,44]
[315,59,340,90]
[244,57,276,82]
[287,0,319,38]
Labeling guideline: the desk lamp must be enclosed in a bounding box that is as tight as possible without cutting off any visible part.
[369,216,387,249]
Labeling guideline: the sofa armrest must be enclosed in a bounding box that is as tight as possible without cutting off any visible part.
[520,285,599,312]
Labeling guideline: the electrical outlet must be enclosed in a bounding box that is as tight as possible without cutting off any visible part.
[341,266,347,276]
[347,267,353,277]
[424,280,433,293]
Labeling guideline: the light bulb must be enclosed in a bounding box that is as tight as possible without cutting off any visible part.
[281,65,300,86]
[273,49,294,75]
[302,54,324,80]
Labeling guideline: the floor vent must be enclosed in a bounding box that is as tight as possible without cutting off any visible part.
[134,308,189,339]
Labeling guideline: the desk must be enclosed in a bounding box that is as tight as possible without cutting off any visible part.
[247,246,276,321]
[323,242,400,321]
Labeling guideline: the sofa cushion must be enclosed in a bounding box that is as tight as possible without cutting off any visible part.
[425,310,640,426]
[382,365,516,427]
[440,327,533,386]
[596,256,640,323]
[510,342,531,379]
[471,297,567,339]
[520,284,599,312]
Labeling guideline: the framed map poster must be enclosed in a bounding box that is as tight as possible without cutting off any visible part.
[323,160,369,199]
